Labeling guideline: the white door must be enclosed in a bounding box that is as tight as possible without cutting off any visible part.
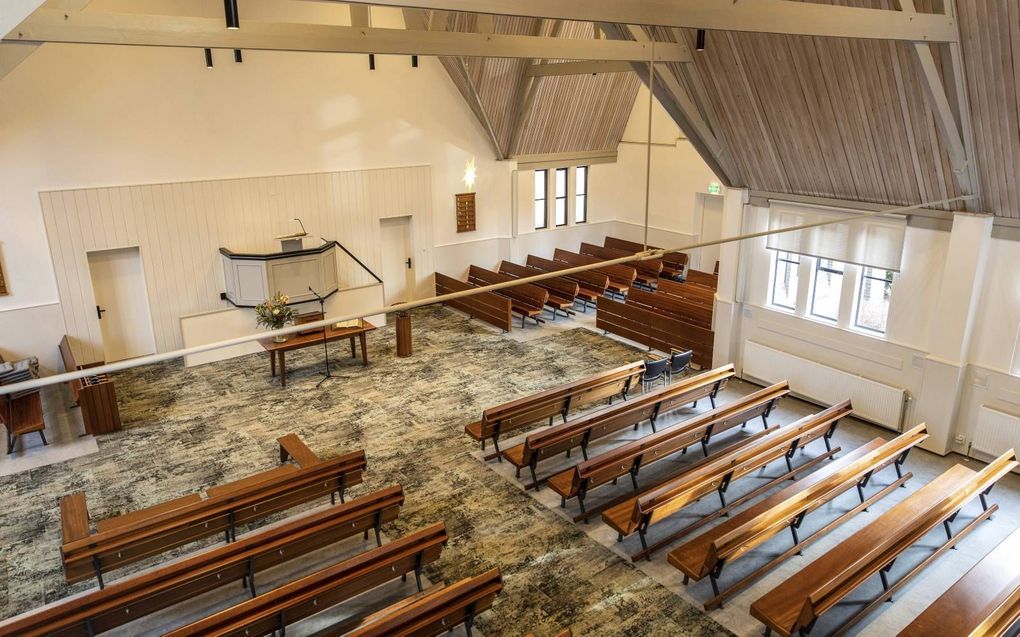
[87,247,157,362]
[697,194,725,272]
[379,216,415,305]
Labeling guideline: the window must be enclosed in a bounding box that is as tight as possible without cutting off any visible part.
[534,170,548,229]
[810,259,844,322]
[554,167,568,226]
[855,267,893,333]
[575,166,588,223]
[770,251,800,310]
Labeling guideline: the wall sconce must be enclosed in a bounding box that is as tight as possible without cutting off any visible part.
[463,157,477,192]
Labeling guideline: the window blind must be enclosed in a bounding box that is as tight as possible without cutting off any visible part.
[765,202,906,272]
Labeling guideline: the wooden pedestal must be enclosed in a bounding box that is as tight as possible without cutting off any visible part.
[396,312,412,357]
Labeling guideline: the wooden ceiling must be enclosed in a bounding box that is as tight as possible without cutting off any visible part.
[418,10,641,159]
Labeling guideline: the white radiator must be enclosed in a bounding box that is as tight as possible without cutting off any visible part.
[742,341,907,431]
[972,405,1020,459]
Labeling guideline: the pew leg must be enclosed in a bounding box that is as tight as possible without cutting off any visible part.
[244,556,256,597]
[414,553,424,592]
[493,437,502,463]
[709,395,716,408]
[682,574,689,585]
[709,572,721,599]
[92,556,105,590]
[515,467,520,478]
[638,529,651,561]
[701,438,709,457]
[630,470,639,491]
[374,511,383,547]
[764,628,772,637]
[565,448,570,459]
[692,401,698,409]
[529,463,539,490]
[560,496,566,508]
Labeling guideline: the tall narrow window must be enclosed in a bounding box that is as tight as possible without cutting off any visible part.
[855,267,894,333]
[770,251,800,311]
[575,165,588,223]
[534,169,548,229]
[810,259,844,322]
[554,167,568,227]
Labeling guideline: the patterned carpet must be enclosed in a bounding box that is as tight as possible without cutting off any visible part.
[0,306,729,636]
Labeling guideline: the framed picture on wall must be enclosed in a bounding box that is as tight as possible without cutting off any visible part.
[0,248,8,295]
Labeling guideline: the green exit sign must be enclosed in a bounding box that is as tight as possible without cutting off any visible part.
[707,182,722,195]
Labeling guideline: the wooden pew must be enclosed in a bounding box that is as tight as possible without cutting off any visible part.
[526,254,609,310]
[58,335,122,435]
[343,568,503,637]
[553,248,636,298]
[435,272,513,332]
[685,269,718,289]
[751,449,1019,637]
[626,288,713,331]
[548,382,789,514]
[604,236,688,279]
[59,434,366,586]
[164,522,450,636]
[502,365,736,486]
[468,265,549,328]
[0,486,405,637]
[602,401,849,560]
[0,391,47,454]
[898,525,1020,637]
[580,242,662,288]
[656,278,715,309]
[499,260,578,318]
[596,297,715,368]
[669,425,928,609]
[465,361,645,457]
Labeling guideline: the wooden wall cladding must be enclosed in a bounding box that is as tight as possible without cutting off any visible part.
[456,193,477,233]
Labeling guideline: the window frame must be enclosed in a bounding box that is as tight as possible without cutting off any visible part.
[533,169,548,230]
[769,250,800,312]
[554,167,568,227]
[575,165,588,224]
[809,258,845,323]
[853,266,893,334]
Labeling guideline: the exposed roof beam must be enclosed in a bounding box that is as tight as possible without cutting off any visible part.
[507,19,563,157]
[6,9,691,61]
[348,0,959,42]
[0,40,38,80]
[525,60,635,77]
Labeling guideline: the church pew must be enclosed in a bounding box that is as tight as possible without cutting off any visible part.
[468,265,549,328]
[604,236,688,279]
[751,449,1019,637]
[502,365,736,486]
[59,436,366,586]
[465,361,645,457]
[669,425,928,609]
[526,254,609,310]
[596,296,715,368]
[898,524,1020,637]
[626,288,713,331]
[579,242,662,288]
[602,401,848,560]
[656,278,715,309]
[685,269,718,290]
[547,382,789,514]
[553,248,636,298]
[435,272,513,332]
[499,260,578,318]
[58,335,121,435]
[343,568,503,637]
[0,486,405,637]
[164,522,450,636]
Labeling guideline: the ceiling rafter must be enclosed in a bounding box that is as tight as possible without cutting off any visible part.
[507,19,563,157]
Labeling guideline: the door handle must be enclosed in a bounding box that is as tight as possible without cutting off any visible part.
[96,305,107,320]
[405,258,412,269]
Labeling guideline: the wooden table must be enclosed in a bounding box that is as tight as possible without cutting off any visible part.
[259,321,376,387]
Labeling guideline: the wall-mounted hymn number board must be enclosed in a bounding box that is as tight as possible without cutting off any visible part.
[456,192,476,233]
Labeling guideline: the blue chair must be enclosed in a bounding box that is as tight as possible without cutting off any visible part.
[641,357,669,393]
[667,350,693,384]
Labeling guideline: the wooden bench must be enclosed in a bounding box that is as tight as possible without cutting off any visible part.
[499,260,578,318]
[59,435,366,586]
[685,268,718,289]
[656,277,715,309]
[596,296,715,368]
[526,254,609,310]
[604,236,688,279]
[468,265,549,328]
[602,401,849,560]
[626,288,713,331]
[751,449,1019,637]
[0,486,405,637]
[164,522,450,636]
[898,524,1020,637]
[554,248,636,298]
[0,391,47,454]
[343,568,503,637]
[435,272,513,332]
[502,365,736,486]
[548,382,789,514]
[669,425,929,610]
[465,361,645,456]
[278,431,321,467]
[58,335,121,435]
[580,241,662,288]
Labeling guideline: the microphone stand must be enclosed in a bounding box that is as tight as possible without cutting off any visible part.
[308,286,334,387]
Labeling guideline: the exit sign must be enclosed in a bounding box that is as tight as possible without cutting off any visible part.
[707,182,722,195]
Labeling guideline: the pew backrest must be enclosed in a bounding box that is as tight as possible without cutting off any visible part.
[603,236,688,273]
[656,278,715,309]
[435,272,513,332]
[596,297,715,368]
[468,265,548,314]
[553,248,637,289]
[499,261,579,301]
[526,254,609,295]
[626,288,713,331]
[579,242,662,280]
[686,269,718,289]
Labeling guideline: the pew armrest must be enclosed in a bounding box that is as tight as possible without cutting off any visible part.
[60,492,90,544]
[278,433,320,467]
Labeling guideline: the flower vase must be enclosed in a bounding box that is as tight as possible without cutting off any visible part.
[273,334,288,343]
